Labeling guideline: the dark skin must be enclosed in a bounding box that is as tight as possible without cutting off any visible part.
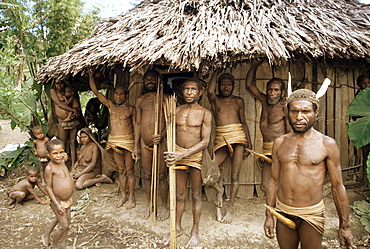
[89,71,136,209]
[50,81,81,167]
[43,143,75,249]
[245,59,291,193]
[163,81,212,248]
[207,70,252,223]
[7,170,48,208]
[264,99,356,249]
[33,128,49,185]
[133,71,169,220]
[70,132,113,189]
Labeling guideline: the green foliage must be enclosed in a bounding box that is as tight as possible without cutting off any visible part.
[346,87,370,183]
[0,139,36,176]
[351,200,370,233]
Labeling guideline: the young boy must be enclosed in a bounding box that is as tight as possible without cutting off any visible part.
[32,126,49,185]
[6,166,48,208]
[42,139,75,249]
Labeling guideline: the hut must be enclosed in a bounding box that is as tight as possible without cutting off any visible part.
[36,0,370,198]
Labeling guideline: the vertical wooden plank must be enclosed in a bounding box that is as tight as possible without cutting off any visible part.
[326,66,335,138]
[338,68,349,168]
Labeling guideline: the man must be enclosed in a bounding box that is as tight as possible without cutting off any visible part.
[132,70,169,220]
[264,89,356,249]
[245,59,291,192]
[207,70,252,223]
[89,70,136,209]
[163,77,212,248]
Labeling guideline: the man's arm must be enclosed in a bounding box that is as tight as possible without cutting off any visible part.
[132,96,143,160]
[89,71,109,107]
[325,137,356,248]
[264,137,283,239]
[207,69,220,102]
[237,97,252,152]
[245,59,266,102]
[283,105,292,133]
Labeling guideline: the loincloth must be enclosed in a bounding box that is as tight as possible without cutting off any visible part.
[175,145,202,170]
[263,142,274,156]
[59,120,80,130]
[214,124,248,151]
[38,157,48,163]
[60,197,73,209]
[276,197,325,235]
[106,134,134,153]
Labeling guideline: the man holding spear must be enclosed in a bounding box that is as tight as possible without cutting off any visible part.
[133,70,169,221]
[264,88,356,249]
[163,78,212,248]
[207,70,252,223]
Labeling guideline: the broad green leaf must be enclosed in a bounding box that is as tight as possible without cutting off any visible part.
[346,117,370,148]
[367,153,370,183]
[360,215,370,233]
[347,87,370,116]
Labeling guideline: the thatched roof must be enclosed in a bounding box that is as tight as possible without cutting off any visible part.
[36,0,370,84]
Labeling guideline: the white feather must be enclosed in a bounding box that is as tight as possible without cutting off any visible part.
[316,78,331,99]
[287,72,292,97]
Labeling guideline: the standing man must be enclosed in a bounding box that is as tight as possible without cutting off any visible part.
[264,89,356,249]
[245,59,291,193]
[89,70,136,210]
[163,77,212,248]
[132,70,169,221]
[207,70,252,223]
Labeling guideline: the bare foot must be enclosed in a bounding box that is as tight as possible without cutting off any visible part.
[216,207,222,222]
[100,174,113,184]
[141,206,151,219]
[185,233,200,248]
[41,233,49,247]
[213,184,224,208]
[7,198,15,205]
[115,196,127,208]
[162,229,184,245]
[221,210,233,224]
[125,198,136,210]
[157,207,169,221]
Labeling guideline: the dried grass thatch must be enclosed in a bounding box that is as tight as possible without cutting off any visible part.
[36,0,370,84]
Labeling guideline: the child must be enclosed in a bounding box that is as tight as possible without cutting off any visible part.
[32,126,49,185]
[59,85,78,122]
[6,166,48,208]
[42,139,75,249]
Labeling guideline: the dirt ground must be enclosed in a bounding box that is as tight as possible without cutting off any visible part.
[0,119,369,249]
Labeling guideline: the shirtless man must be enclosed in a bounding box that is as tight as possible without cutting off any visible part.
[163,78,212,248]
[89,71,136,209]
[245,59,290,192]
[264,89,356,249]
[133,70,169,220]
[207,70,252,223]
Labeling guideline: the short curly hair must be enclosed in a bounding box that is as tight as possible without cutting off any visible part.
[286,89,319,111]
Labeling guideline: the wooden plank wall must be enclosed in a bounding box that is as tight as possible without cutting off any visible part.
[126,60,368,199]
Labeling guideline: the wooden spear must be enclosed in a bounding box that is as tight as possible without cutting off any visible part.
[165,95,177,249]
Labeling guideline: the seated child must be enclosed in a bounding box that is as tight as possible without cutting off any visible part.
[32,126,49,185]
[6,166,48,208]
[42,139,75,248]
[58,85,79,122]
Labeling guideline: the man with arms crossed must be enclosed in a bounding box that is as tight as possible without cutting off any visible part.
[208,70,252,223]
[89,71,136,209]
[164,78,212,248]
[264,89,356,249]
